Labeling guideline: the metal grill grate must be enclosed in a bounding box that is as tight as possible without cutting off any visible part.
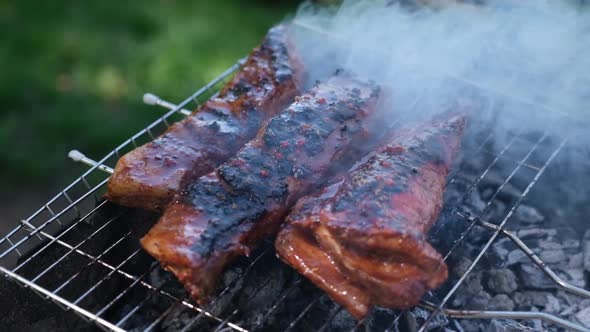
[1,56,589,332]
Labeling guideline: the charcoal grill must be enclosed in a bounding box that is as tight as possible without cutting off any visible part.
[2,34,590,332]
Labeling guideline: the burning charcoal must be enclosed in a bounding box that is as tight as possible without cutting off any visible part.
[209,265,247,314]
[567,253,584,270]
[506,250,528,266]
[485,269,518,294]
[161,309,193,332]
[488,319,530,332]
[387,317,404,332]
[513,291,548,309]
[217,327,237,332]
[562,269,586,288]
[330,308,356,331]
[580,299,590,309]
[452,256,473,277]
[471,225,492,245]
[487,294,515,311]
[544,294,561,314]
[514,204,544,225]
[583,230,590,273]
[511,292,527,310]
[222,265,244,286]
[451,298,464,308]
[556,290,579,308]
[401,311,418,332]
[457,319,479,332]
[410,307,449,331]
[149,266,174,288]
[538,240,563,251]
[517,264,555,289]
[459,188,487,216]
[466,291,492,310]
[516,228,557,240]
[538,249,566,265]
[490,238,524,266]
[237,263,288,315]
[451,320,468,332]
[483,199,507,221]
[465,273,485,294]
[559,238,580,250]
[560,305,578,317]
[365,308,397,331]
[575,307,590,329]
[481,173,523,202]
[491,239,510,258]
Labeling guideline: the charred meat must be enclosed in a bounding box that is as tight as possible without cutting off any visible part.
[106,25,303,211]
[140,74,381,304]
[276,114,466,319]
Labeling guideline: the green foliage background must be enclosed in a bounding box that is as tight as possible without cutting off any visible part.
[0,0,297,190]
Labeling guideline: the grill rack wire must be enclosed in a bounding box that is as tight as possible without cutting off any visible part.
[1,56,589,331]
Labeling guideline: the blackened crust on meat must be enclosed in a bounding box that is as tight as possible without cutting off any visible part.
[140,75,382,304]
[182,178,266,258]
[106,25,303,211]
[189,75,380,256]
[217,75,380,201]
[276,114,466,319]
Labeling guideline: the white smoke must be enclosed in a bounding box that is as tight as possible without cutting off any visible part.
[290,0,590,136]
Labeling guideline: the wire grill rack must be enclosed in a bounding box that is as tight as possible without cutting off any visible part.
[1,56,589,332]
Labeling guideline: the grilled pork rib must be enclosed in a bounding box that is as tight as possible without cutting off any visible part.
[276,114,466,319]
[106,25,303,211]
[141,75,381,304]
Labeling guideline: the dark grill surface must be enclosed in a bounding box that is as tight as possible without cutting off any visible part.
[1,58,589,332]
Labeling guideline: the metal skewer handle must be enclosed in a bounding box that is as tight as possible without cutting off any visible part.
[143,93,191,116]
[68,150,114,174]
[68,93,191,173]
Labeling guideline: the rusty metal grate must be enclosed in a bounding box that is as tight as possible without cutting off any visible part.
[1,53,589,332]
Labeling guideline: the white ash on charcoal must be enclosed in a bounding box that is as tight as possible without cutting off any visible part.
[150,246,297,332]
[108,141,590,332]
[455,319,533,332]
[575,306,590,329]
[361,308,407,332]
[448,250,589,331]
[488,319,534,332]
[453,256,475,278]
[479,172,524,201]
[448,221,588,328]
[117,113,590,332]
[487,294,515,311]
[485,269,518,294]
[409,307,450,331]
[431,146,590,332]
[517,264,556,290]
[148,143,589,332]
[444,175,486,214]
[584,230,590,273]
[544,294,561,314]
[514,205,544,226]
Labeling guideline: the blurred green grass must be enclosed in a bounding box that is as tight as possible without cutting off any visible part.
[0,0,297,189]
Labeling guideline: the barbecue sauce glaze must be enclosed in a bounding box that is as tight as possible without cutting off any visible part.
[106,25,303,211]
[141,74,382,304]
[276,114,465,319]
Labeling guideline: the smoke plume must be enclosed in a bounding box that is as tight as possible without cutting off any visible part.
[290,0,590,137]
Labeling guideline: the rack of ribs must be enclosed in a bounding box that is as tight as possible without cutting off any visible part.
[275,113,466,319]
[140,74,382,304]
[106,25,303,211]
